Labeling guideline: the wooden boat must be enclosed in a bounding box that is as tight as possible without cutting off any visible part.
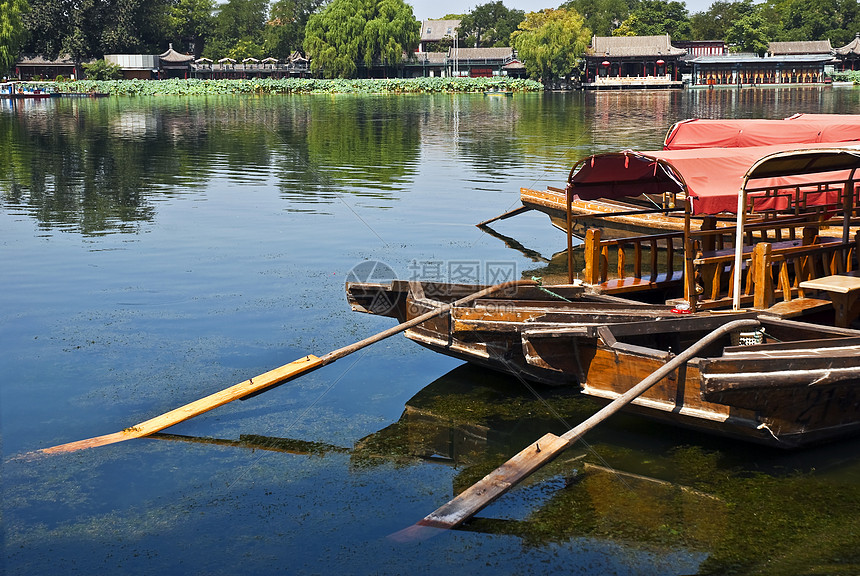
[348,147,860,448]
[516,115,860,238]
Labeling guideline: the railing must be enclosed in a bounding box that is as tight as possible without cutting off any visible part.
[582,217,858,307]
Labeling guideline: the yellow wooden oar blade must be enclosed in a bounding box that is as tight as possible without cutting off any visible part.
[31,279,538,459]
[37,354,323,456]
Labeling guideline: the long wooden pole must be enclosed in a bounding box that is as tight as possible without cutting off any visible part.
[390,318,760,541]
[567,184,574,284]
[37,279,536,456]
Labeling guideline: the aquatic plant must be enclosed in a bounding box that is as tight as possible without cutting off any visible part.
[830,70,860,84]
[25,77,544,96]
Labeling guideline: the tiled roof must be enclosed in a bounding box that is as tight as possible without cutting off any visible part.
[159,44,194,63]
[420,20,461,42]
[768,40,833,55]
[589,35,686,57]
[17,54,76,65]
[448,47,514,61]
[836,34,860,56]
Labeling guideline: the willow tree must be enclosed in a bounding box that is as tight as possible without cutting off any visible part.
[303,0,419,78]
[1,0,30,74]
[511,8,591,84]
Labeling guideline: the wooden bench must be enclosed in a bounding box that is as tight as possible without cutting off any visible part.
[799,272,860,327]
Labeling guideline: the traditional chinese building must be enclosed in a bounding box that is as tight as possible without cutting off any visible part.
[768,40,833,56]
[673,40,726,57]
[836,34,860,70]
[194,52,309,79]
[15,54,83,80]
[105,54,159,79]
[689,52,835,86]
[446,47,523,78]
[159,44,194,79]
[404,52,447,77]
[583,35,686,89]
[418,20,461,53]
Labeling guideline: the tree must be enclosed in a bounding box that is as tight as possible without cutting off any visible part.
[264,0,323,58]
[769,0,859,45]
[725,9,770,54]
[458,2,525,47]
[303,0,419,78]
[167,0,214,56]
[613,0,691,39]
[511,8,591,84]
[204,0,267,58]
[22,0,171,59]
[82,58,122,79]
[690,0,747,41]
[0,0,30,75]
[560,0,638,37]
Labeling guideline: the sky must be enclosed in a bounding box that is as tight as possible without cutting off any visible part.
[408,0,714,21]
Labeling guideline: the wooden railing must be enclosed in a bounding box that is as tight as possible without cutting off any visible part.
[750,235,860,309]
[582,218,858,308]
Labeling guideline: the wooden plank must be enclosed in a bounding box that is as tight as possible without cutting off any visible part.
[799,274,860,294]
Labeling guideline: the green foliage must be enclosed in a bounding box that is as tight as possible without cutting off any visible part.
[30,77,543,96]
[511,8,591,83]
[166,0,215,57]
[560,0,638,37]
[204,0,267,59]
[0,0,30,75]
[22,0,172,59]
[613,0,691,39]
[458,2,526,47]
[769,0,859,46]
[264,0,323,59]
[303,0,419,78]
[690,0,750,41]
[831,70,860,83]
[82,59,123,80]
[726,8,770,54]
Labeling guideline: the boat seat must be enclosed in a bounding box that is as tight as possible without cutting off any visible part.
[798,274,860,327]
[760,298,833,319]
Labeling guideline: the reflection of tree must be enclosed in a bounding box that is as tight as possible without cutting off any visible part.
[446,96,524,174]
[273,95,420,203]
[0,98,209,236]
[0,95,423,235]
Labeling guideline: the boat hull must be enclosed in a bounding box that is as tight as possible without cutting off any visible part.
[346,280,860,448]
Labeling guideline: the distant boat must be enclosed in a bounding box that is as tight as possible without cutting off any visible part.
[483,88,513,96]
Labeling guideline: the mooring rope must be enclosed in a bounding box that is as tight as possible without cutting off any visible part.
[531,276,573,302]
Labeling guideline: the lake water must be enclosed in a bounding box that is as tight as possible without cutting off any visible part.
[3,88,860,575]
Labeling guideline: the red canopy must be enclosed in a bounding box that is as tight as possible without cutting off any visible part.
[663,115,860,150]
[568,143,860,215]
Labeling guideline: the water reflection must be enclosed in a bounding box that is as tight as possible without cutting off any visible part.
[351,364,860,574]
[4,88,857,237]
[146,362,860,574]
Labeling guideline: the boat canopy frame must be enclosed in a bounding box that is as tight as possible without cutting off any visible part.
[563,145,860,309]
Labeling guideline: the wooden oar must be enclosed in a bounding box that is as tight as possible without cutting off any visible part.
[390,317,760,542]
[476,205,532,227]
[37,279,536,456]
